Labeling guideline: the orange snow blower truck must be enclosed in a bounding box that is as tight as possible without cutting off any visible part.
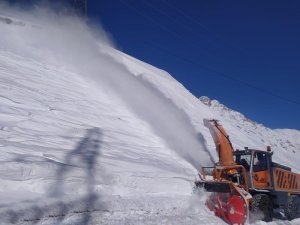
[195,119,300,225]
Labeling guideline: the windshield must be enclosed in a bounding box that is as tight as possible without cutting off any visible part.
[253,152,268,172]
[234,153,251,171]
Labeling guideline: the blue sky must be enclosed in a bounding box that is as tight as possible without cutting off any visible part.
[87,0,300,130]
[7,0,300,130]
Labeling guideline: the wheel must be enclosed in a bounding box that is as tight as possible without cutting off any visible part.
[250,194,273,222]
[284,195,300,221]
[226,194,248,225]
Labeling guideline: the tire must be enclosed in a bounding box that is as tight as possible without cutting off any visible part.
[284,195,300,221]
[250,194,273,222]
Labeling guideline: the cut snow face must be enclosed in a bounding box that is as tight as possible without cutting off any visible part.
[0,4,213,170]
[0,4,218,224]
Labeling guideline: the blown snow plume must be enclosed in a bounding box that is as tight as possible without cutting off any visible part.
[0,3,213,169]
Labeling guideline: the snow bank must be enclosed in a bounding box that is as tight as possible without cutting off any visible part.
[0,3,218,224]
[0,3,213,170]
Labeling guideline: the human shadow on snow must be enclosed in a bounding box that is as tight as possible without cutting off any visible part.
[0,127,105,224]
[49,127,103,224]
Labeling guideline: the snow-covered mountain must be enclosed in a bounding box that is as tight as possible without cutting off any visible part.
[199,96,300,170]
[0,8,299,225]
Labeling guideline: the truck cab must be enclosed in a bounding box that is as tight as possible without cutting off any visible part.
[233,148,273,191]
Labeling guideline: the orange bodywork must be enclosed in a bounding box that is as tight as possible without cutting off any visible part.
[252,170,271,189]
[199,120,251,225]
[202,119,250,192]
[204,119,235,166]
[273,168,300,193]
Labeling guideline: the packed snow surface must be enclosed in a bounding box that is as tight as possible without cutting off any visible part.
[0,5,299,225]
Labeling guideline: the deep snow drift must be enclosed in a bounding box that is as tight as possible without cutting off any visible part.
[0,4,299,225]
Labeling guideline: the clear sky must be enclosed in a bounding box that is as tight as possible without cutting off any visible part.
[6,0,300,130]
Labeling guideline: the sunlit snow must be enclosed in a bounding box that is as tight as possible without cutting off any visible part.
[0,3,299,225]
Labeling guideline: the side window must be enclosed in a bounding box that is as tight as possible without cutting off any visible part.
[234,154,251,171]
[253,152,268,172]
